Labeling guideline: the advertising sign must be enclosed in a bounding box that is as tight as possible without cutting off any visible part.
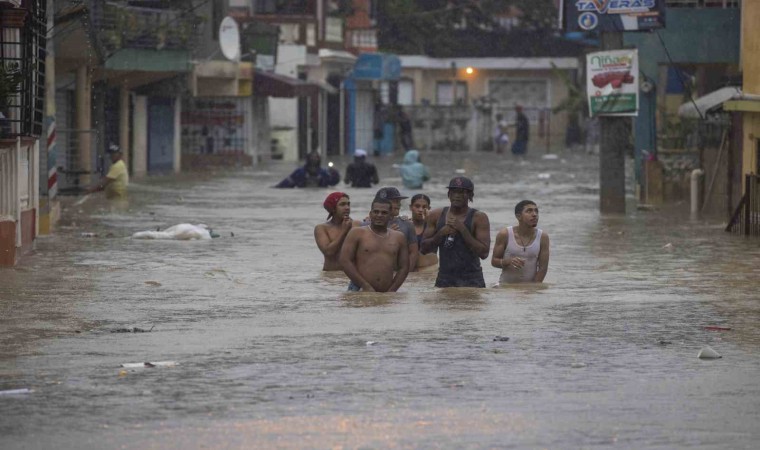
[586,49,639,117]
[561,0,665,32]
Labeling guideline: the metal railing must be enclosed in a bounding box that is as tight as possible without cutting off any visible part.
[88,0,205,57]
[55,128,103,194]
[0,0,46,139]
[726,174,760,236]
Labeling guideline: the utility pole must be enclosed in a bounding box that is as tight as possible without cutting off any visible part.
[599,32,629,214]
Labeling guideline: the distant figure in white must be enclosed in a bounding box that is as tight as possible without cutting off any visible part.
[491,200,550,283]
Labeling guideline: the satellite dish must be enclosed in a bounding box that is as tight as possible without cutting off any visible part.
[219,16,241,61]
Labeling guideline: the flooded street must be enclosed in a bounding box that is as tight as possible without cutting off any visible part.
[2,151,760,449]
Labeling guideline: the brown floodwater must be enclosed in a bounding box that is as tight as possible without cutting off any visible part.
[1,150,759,449]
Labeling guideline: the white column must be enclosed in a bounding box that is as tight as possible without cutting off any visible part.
[119,85,130,170]
[173,97,181,173]
[132,96,148,177]
[15,138,22,247]
[32,140,39,236]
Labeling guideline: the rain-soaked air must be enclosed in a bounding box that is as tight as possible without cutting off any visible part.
[2,152,760,449]
[2,1,760,449]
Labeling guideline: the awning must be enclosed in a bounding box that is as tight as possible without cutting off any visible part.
[353,53,401,81]
[253,70,318,98]
[678,86,742,118]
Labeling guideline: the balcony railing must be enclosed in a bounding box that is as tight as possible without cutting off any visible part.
[0,1,46,139]
[89,1,205,57]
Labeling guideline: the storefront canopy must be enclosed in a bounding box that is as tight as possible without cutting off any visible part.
[678,86,741,118]
[352,53,401,81]
[253,70,324,98]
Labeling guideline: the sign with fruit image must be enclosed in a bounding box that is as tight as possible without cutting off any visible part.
[586,49,639,117]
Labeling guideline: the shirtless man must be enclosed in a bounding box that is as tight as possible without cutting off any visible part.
[314,192,359,271]
[420,177,491,288]
[491,200,550,283]
[339,199,409,292]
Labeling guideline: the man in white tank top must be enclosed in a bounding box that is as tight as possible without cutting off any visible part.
[491,200,550,284]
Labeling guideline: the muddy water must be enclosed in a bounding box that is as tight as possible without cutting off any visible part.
[1,152,759,449]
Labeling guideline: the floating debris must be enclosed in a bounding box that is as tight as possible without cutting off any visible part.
[541,154,559,160]
[120,361,177,369]
[366,341,377,346]
[698,346,722,359]
[111,326,154,333]
[493,336,510,342]
[704,326,731,332]
[80,232,98,238]
[144,281,162,287]
[537,173,551,180]
[662,243,674,250]
[0,388,32,396]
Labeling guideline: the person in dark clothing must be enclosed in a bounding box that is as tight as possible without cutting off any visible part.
[344,149,379,188]
[274,151,340,188]
[511,104,530,156]
[398,108,414,151]
[420,177,491,288]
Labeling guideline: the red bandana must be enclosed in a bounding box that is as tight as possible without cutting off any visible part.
[323,191,347,214]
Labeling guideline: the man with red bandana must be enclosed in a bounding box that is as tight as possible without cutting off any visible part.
[314,192,360,271]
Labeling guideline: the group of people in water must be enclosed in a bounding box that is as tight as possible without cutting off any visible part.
[314,177,550,292]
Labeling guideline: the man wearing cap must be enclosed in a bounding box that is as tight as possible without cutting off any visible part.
[344,149,379,188]
[86,144,128,199]
[371,187,419,272]
[420,177,491,288]
[314,192,359,271]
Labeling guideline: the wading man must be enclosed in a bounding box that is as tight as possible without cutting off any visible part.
[370,187,419,272]
[421,177,491,288]
[340,199,409,292]
[86,144,128,199]
[314,192,358,271]
[491,200,550,283]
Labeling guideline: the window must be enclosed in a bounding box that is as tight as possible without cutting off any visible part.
[436,81,468,105]
[380,79,414,105]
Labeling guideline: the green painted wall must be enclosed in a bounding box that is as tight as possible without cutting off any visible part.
[105,49,191,72]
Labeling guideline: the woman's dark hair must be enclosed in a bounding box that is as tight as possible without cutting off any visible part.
[410,194,430,206]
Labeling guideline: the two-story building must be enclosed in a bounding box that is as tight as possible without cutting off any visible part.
[1,0,46,266]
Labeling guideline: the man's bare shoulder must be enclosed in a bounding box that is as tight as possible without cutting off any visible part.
[495,228,508,240]
[428,208,444,220]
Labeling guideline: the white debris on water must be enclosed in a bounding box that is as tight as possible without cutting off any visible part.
[131,224,211,240]
[698,346,722,359]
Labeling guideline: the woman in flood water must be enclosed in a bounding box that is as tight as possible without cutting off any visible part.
[410,194,438,271]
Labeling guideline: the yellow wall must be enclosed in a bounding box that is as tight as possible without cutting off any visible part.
[742,0,760,95]
[742,113,759,179]
[739,1,760,178]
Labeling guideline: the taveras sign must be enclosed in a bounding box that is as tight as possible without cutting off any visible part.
[560,0,665,32]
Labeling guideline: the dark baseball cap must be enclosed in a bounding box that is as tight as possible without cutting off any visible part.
[375,186,408,200]
[447,176,474,191]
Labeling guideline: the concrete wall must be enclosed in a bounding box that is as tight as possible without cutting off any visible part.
[399,67,572,150]
[132,96,148,176]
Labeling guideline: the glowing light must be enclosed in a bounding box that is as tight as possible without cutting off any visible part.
[328,162,334,168]
[465,67,474,75]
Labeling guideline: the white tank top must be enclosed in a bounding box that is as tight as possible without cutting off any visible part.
[500,226,542,283]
